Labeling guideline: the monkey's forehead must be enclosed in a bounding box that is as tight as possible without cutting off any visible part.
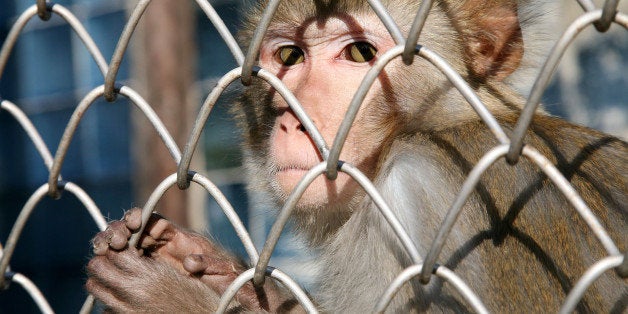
[264,14,392,42]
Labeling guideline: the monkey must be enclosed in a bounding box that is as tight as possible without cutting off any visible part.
[86,0,627,312]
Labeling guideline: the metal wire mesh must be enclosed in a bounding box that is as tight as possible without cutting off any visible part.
[0,0,626,313]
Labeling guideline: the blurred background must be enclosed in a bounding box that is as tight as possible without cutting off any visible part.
[0,0,625,312]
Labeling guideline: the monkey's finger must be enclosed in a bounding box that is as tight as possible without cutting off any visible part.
[109,233,128,251]
[191,255,245,291]
[123,208,166,233]
[130,212,174,249]
[108,220,130,236]
[146,218,175,241]
[122,207,143,231]
[85,278,134,313]
[85,280,118,307]
[106,248,143,271]
[87,255,128,287]
[183,254,210,274]
[106,221,131,250]
[92,229,113,255]
[128,211,172,249]
[137,234,158,250]
[90,248,139,277]
[196,266,261,310]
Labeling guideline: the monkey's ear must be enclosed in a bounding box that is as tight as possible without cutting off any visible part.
[454,1,523,81]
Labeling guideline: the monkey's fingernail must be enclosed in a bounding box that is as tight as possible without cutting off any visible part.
[92,238,108,255]
[183,254,209,274]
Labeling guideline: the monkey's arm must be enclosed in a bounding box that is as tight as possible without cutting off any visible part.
[86,208,303,313]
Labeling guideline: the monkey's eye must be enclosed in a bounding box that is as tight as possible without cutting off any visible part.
[276,45,305,66]
[347,42,377,63]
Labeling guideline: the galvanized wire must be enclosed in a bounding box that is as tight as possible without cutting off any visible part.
[194,0,245,66]
[375,264,488,314]
[0,0,626,313]
[402,0,433,64]
[103,0,150,102]
[1,100,56,172]
[0,4,108,82]
[0,182,105,290]
[253,162,423,287]
[577,0,598,12]
[325,44,509,179]
[217,267,317,314]
[419,145,511,284]
[366,0,405,45]
[36,0,51,21]
[506,9,628,164]
[0,244,53,313]
[178,66,330,190]
[420,144,621,285]
[103,0,245,101]
[558,255,625,314]
[11,272,54,314]
[47,85,181,199]
[240,0,282,86]
[129,172,258,265]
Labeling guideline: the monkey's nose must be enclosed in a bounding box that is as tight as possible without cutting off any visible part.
[278,108,309,133]
[287,122,306,133]
[279,121,306,133]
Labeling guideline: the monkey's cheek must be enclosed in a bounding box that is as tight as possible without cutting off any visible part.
[275,171,354,208]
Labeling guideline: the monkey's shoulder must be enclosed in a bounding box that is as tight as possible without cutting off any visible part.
[405,113,627,169]
[382,113,627,260]
[525,114,627,159]
[387,114,627,214]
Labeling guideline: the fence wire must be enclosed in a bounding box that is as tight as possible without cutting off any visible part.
[0,0,626,313]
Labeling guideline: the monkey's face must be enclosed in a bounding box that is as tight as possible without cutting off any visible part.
[255,14,396,212]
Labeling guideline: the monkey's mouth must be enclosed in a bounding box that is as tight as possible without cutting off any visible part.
[274,165,316,183]
[275,165,313,174]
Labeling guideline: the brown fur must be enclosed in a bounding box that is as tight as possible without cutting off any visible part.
[235,0,626,312]
[86,1,626,312]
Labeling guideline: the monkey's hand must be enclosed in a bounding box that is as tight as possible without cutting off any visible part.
[86,248,229,312]
[86,208,303,312]
[90,207,219,274]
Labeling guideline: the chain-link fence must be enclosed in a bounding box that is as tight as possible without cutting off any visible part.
[0,0,626,313]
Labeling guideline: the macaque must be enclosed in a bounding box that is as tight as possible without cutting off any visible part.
[86,0,627,312]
